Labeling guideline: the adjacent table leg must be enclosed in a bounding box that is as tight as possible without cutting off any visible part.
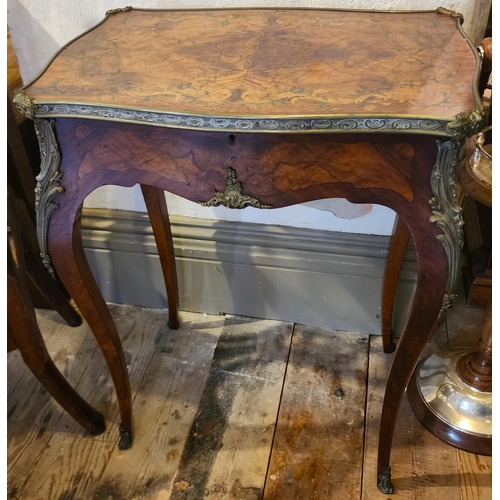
[8,194,105,436]
[7,281,106,436]
[23,231,83,327]
[140,184,180,330]
[8,181,82,327]
[381,215,411,354]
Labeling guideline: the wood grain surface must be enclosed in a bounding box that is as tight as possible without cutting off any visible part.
[8,304,492,500]
[48,115,448,490]
[263,327,369,500]
[362,333,462,500]
[7,312,94,498]
[54,118,420,209]
[25,9,477,119]
[457,452,492,500]
[11,305,177,500]
[93,313,226,500]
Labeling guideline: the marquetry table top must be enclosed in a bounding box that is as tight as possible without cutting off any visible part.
[16,7,486,136]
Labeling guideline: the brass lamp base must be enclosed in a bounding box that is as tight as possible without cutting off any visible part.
[407,348,492,456]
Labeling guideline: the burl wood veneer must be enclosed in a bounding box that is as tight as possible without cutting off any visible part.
[13,6,489,495]
[25,9,477,119]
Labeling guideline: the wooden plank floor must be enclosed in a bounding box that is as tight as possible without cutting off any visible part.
[8,298,491,500]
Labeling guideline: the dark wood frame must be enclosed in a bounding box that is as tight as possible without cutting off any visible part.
[37,118,456,494]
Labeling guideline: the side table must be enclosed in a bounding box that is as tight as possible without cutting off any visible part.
[13,7,489,494]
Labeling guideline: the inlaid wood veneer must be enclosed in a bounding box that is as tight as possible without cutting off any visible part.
[15,7,487,137]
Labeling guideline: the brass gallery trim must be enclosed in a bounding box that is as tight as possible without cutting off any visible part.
[14,97,489,138]
[446,106,490,141]
[455,10,485,110]
[17,6,484,133]
[118,5,472,37]
[12,90,37,120]
[101,6,468,16]
[31,99,457,122]
[200,167,272,209]
[7,93,447,136]
[106,6,132,15]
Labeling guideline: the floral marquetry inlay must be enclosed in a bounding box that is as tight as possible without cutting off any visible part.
[22,7,483,136]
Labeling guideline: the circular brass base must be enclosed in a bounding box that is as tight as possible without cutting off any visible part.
[407,348,492,456]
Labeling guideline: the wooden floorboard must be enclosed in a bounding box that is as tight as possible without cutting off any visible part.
[94,312,226,500]
[7,303,492,500]
[9,305,168,500]
[263,326,369,500]
[457,452,492,500]
[198,317,293,500]
[361,323,462,500]
[7,311,94,498]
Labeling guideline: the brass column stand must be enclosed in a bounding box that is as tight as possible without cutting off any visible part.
[407,298,492,455]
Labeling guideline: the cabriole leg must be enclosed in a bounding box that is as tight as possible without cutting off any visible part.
[381,215,410,353]
[377,139,463,493]
[377,261,447,493]
[141,184,180,330]
[34,117,134,449]
[48,205,134,449]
